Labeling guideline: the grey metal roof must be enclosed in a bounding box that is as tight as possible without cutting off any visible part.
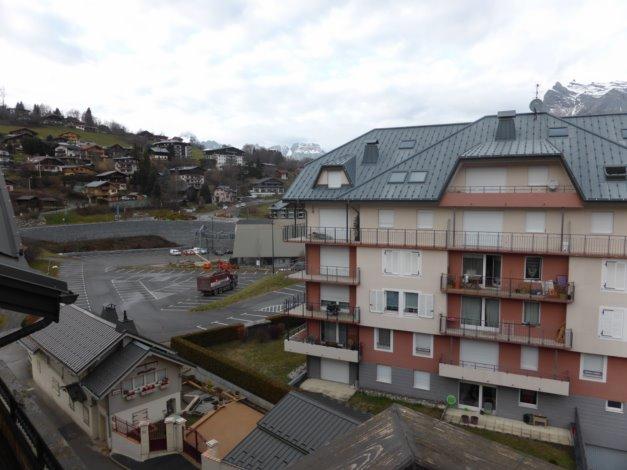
[81,341,149,398]
[223,391,368,470]
[293,405,558,470]
[283,112,627,203]
[30,305,123,373]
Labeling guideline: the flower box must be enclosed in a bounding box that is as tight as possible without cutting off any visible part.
[124,392,136,401]
[140,384,156,396]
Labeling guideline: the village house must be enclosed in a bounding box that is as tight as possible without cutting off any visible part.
[58,131,81,143]
[170,166,205,191]
[249,177,285,197]
[55,142,82,160]
[20,304,192,463]
[61,165,95,177]
[27,156,66,174]
[213,185,237,204]
[203,146,246,169]
[149,146,170,162]
[152,139,191,160]
[113,156,139,175]
[43,113,65,126]
[81,144,106,159]
[95,170,129,191]
[1,128,38,152]
[276,168,288,180]
[85,180,119,202]
[106,144,132,158]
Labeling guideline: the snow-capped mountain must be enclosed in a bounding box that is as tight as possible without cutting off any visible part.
[543,81,627,116]
[287,143,325,160]
[269,145,290,156]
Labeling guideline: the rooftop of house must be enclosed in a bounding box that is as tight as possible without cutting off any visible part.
[150,146,170,154]
[95,170,126,178]
[85,180,110,188]
[283,111,627,203]
[294,404,559,470]
[252,177,284,186]
[203,146,246,156]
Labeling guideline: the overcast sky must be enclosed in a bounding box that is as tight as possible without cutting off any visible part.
[0,0,625,149]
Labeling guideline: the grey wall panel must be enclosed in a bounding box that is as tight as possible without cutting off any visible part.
[586,444,627,470]
[307,356,320,379]
[349,363,358,385]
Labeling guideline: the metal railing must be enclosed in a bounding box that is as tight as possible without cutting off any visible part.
[572,408,589,470]
[440,273,575,302]
[439,315,573,349]
[439,356,570,382]
[111,416,141,443]
[291,265,360,284]
[447,185,576,194]
[283,296,360,323]
[285,324,360,351]
[283,225,627,258]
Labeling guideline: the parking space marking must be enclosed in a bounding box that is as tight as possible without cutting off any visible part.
[228,316,253,323]
[196,325,207,330]
[241,312,266,318]
[211,321,228,326]
[283,287,304,293]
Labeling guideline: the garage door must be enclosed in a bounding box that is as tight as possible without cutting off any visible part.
[460,339,499,369]
[319,208,347,240]
[320,246,350,276]
[466,167,506,193]
[320,358,350,384]
[463,211,503,247]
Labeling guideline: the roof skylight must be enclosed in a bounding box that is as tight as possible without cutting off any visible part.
[604,165,626,180]
[548,127,569,137]
[388,172,407,183]
[621,129,627,139]
[399,139,416,149]
[408,171,427,183]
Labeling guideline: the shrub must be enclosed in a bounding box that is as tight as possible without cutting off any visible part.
[183,324,245,347]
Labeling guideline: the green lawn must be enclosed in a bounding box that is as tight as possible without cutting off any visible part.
[207,339,304,384]
[348,391,443,419]
[192,273,298,312]
[27,249,61,277]
[0,124,135,147]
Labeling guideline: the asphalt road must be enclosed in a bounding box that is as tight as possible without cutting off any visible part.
[57,249,305,343]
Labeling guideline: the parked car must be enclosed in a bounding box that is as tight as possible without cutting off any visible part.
[213,248,226,256]
[169,248,181,256]
[193,247,208,254]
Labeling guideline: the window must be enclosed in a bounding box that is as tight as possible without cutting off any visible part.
[417,210,434,229]
[370,290,385,313]
[382,250,421,276]
[122,379,133,392]
[523,302,540,325]
[82,404,90,425]
[606,401,623,413]
[408,171,427,183]
[521,346,539,371]
[399,139,416,149]
[591,212,613,234]
[602,260,627,291]
[404,292,419,314]
[461,296,499,328]
[388,172,407,183]
[327,170,342,189]
[525,212,546,233]
[580,354,607,382]
[413,371,430,390]
[519,389,538,409]
[528,166,549,186]
[384,291,399,312]
[375,328,393,352]
[622,129,627,140]
[604,165,626,180]
[524,257,542,280]
[376,365,392,383]
[599,308,625,340]
[413,333,433,358]
[156,369,167,382]
[548,127,568,137]
[379,209,395,228]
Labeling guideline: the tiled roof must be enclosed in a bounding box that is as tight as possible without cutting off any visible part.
[30,305,122,373]
[283,112,627,203]
[223,391,368,469]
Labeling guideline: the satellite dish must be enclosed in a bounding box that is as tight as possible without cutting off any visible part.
[547,179,559,191]
[529,98,545,113]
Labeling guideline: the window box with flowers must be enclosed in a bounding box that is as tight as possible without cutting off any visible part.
[159,377,169,390]
[140,384,156,396]
[124,390,137,401]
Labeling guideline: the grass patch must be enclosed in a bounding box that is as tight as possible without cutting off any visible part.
[237,200,278,219]
[23,236,176,253]
[44,210,115,225]
[347,391,443,419]
[27,248,61,277]
[0,124,134,147]
[192,273,298,312]
[206,339,304,384]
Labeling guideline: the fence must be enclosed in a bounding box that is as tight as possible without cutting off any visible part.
[183,428,206,463]
[111,416,141,443]
[572,408,589,470]
[148,420,167,452]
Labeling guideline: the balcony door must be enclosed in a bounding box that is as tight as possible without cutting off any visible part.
[461,296,499,330]
[320,246,350,277]
[462,254,501,287]
[321,321,348,346]
[320,285,350,313]
[459,383,497,412]
[462,211,504,248]
[318,208,347,241]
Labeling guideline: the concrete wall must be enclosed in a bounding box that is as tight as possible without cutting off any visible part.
[111,431,142,461]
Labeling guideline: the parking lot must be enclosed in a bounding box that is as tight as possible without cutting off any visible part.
[58,249,305,343]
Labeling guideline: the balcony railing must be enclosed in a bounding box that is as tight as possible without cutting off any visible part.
[283,296,360,324]
[439,357,571,382]
[440,274,575,303]
[439,315,573,349]
[284,324,361,362]
[447,185,576,194]
[285,324,360,351]
[283,225,627,258]
[111,416,140,443]
[289,266,360,285]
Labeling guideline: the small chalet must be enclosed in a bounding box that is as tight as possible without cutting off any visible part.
[81,144,106,159]
[61,165,95,177]
[213,186,237,204]
[27,156,66,173]
[106,144,132,158]
[85,180,119,202]
[43,114,65,126]
[171,166,205,190]
[58,131,80,142]
[113,156,139,175]
[250,177,284,197]
[8,128,37,137]
[149,146,169,161]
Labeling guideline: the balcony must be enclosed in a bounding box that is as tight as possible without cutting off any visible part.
[283,298,360,324]
[438,359,570,396]
[283,325,360,362]
[288,266,360,285]
[439,315,573,349]
[440,274,575,303]
[441,185,582,208]
[283,225,627,258]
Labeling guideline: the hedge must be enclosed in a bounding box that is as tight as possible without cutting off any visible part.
[171,336,291,404]
[182,323,245,348]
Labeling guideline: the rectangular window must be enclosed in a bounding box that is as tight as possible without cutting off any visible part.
[384,291,399,312]
[369,290,385,313]
[122,379,133,392]
[82,404,90,425]
[376,365,392,383]
[519,389,538,408]
[379,209,395,228]
[548,127,568,137]
[417,210,434,229]
[580,354,607,382]
[413,333,433,358]
[133,376,145,389]
[461,296,499,328]
[327,170,342,189]
[521,346,539,371]
[413,371,430,390]
[525,212,546,233]
[528,166,549,186]
[524,257,542,280]
[404,292,419,314]
[399,139,416,149]
[523,302,540,325]
[599,308,624,340]
[591,212,614,234]
[603,260,627,291]
[375,328,393,352]
[606,401,623,413]
[156,370,167,382]
[408,171,427,183]
[388,172,407,183]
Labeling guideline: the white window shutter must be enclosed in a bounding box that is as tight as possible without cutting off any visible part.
[418,294,434,318]
[605,261,617,289]
[400,252,410,276]
[392,251,401,274]
[616,262,626,291]
[611,309,624,339]
[370,290,384,313]
[600,309,613,337]
[410,252,420,275]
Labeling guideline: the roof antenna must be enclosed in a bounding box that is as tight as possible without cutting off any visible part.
[529,83,545,119]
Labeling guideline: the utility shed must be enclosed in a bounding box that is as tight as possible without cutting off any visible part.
[232,218,304,267]
[294,404,559,470]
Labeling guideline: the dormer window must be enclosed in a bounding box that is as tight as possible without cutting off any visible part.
[328,170,343,188]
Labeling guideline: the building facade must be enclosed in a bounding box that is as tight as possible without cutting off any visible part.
[281,109,627,461]
[204,146,246,169]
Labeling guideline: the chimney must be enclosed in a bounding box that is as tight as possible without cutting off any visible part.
[495,110,516,141]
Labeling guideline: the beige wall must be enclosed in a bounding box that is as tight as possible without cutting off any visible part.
[356,247,446,334]
[567,257,627,358]
[315,169,350,186]
[566,208,627,235]
[448,161,573,188]
[359,206,451,230]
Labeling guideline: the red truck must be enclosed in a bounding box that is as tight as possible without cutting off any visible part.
[197,270,238,296]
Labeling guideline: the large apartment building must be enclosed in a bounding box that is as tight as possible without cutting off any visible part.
[281,108,627,462]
